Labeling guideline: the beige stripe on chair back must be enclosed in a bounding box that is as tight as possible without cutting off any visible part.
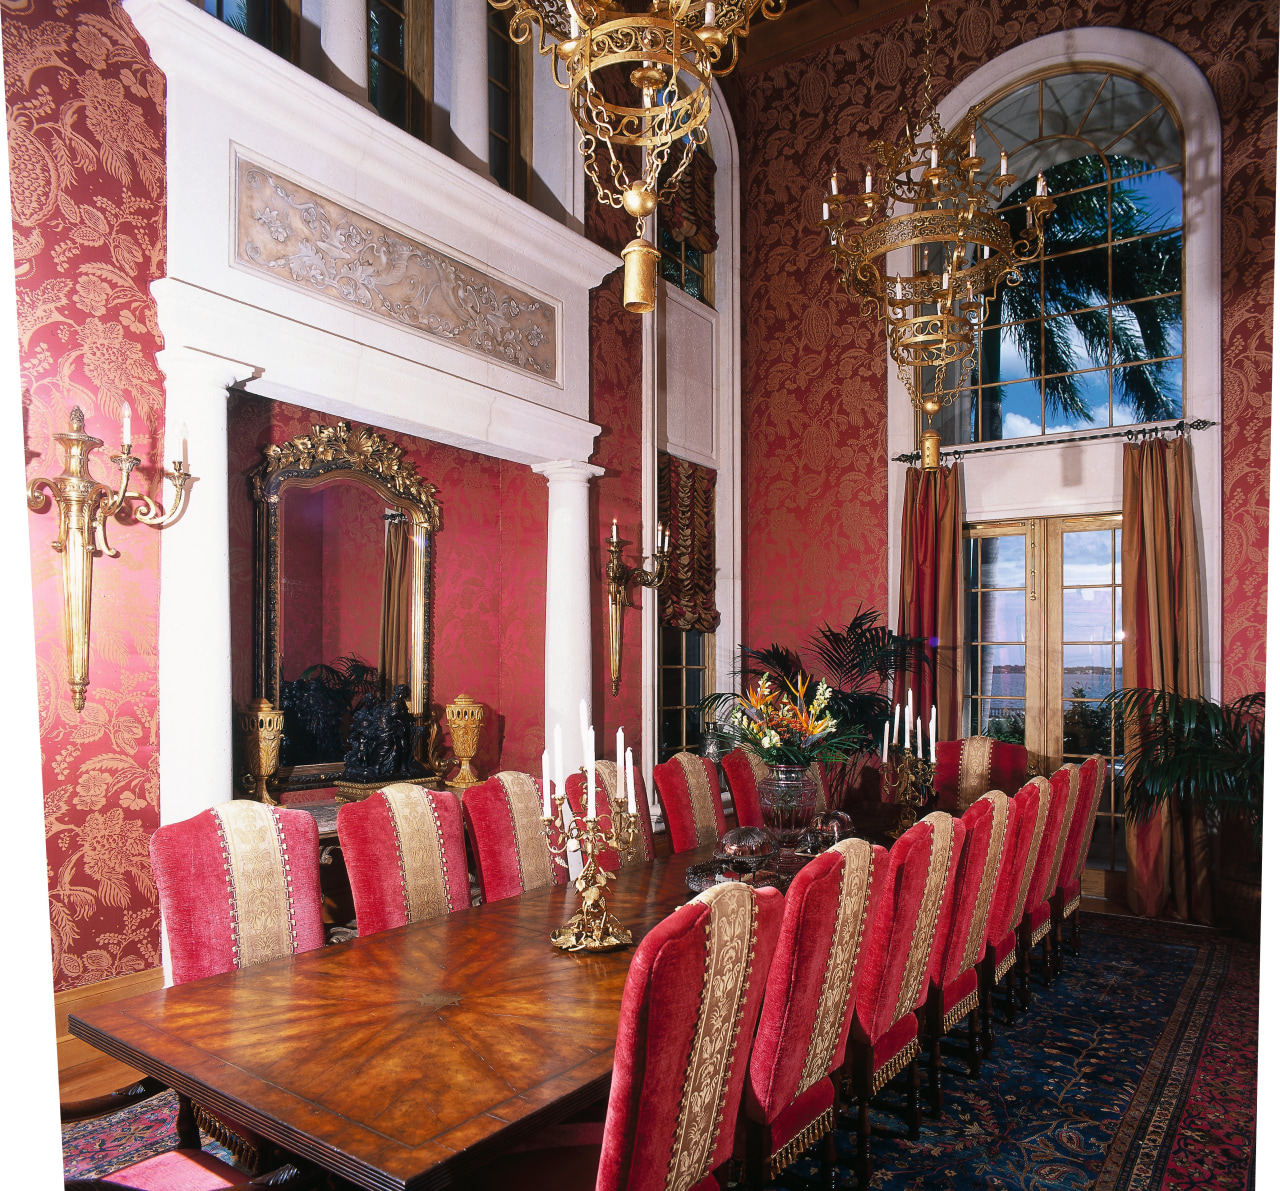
[211,802,295,970]
[674,752,720,847]
[382,783,454,921]
[496,771,555,892]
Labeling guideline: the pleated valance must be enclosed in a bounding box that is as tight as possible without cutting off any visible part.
[657,451,720,633]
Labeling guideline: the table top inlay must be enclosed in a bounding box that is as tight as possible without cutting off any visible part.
[70,844,718,1191]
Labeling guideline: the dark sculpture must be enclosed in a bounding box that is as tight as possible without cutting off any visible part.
[342,684,428,782]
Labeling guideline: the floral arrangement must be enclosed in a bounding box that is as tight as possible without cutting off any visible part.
[721,673,866,766]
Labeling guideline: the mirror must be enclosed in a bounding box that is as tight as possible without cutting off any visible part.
[250,421,439,793]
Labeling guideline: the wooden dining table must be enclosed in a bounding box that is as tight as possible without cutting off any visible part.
[70,843,720,1191]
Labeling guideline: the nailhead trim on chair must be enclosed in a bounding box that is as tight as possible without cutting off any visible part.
[871,1038,921,1094]
[942,987,980,1034]
[769,1104,835,1176]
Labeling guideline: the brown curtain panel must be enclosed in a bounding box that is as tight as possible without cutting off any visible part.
[897,462,964,743]
[1122,437,1210,923]
[379,515,413,696]
[657,452,720,632]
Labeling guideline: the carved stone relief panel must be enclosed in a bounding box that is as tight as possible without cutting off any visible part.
[234,155,558,381]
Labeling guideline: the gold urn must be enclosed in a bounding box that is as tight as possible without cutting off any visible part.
[445,693,485,789]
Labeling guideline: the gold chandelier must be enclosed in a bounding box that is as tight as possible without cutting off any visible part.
[491,0,784,312]
[819,0,1054,467]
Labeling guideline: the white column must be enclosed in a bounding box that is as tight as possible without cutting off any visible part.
[321,0,369,105]
[157,348,243,827]
[532,459,604,771]
[451,0,492,175]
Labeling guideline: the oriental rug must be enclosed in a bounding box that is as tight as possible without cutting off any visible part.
[777,913,1256,1190]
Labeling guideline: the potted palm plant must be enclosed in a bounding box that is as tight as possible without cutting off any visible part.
[1101,688,1264,934]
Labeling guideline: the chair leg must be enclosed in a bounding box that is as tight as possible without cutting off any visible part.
[928,1032,942,1117]
[1019,941,1032,1009]
[822,1127,837,1191]
[1071,906,1082,956]
[742,1121,766,1191]
[907,1056,921,1140]
[981,980,995,1056]
[175,1093,200,1149]
[856,1090,872,1189]
[1040,935,1053,987]
[967,1006,982,1078]
[1004,966,1019,1026]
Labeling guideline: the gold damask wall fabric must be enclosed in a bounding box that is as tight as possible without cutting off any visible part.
[658,451,721,633]
[732,0,1273,706]
[7,0,168,990]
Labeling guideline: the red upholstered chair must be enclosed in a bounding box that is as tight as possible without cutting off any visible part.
[461,771,568,903]
[1053,754,1107,961]
[932,736,1029,812]
[563,760,656,870]
[737,838,886,1190]
[980,778,1050,1039]
[66,1150,313,1191]
[1018,765,1080,994]
[652,752,727,853]
[917,791,1013,1115]
[337,784,471,934]
[722,749,828,830]
[467,881,785,1191]
[841,812,960,1189]
[150,800,325,1172]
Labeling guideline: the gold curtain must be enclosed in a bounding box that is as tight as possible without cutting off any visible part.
[657,452,720,633]
[897,463,964,741]
[380,514,413,696]
[1122,437,1210,923]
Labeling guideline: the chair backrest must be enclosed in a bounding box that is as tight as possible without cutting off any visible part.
[744,838,886,1127]
[1024,767,1076,913]
[1060,755,1107,890]
[1041,764,1082,898]
[989,778,1051,943]
[724,749,828,827]
[563,761,656,870]
[337,784,471,935]
[851,812,959,1045]
[150,801,324,985]
[596,882,784,1191]
[652,752,728,853]
[933,736,1029,812]
[933,791,1013,990]
[461,771,568,903]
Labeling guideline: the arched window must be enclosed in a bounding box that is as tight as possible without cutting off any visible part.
[935,70,1185,445]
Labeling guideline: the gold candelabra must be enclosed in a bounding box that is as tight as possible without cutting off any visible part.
[885,745,936,840]
[543,772,639,951]
[26,406,192,711]
[606,520,670,696]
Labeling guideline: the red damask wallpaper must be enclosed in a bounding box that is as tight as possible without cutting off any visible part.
[732,0,1275,701]
[227,395,547,779]
[8,0,168,990]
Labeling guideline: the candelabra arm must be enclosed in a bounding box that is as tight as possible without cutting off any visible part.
[606,536,669,697]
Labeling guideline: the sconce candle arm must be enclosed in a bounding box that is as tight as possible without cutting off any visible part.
[606,530,671,696]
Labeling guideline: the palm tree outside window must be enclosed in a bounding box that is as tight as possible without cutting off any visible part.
[930,72,1184,445]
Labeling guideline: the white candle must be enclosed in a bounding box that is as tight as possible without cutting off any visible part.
[930,143,938,168]
[822,201,829,222]
[570,12,579,37]
[541,750,552,818]
[611,518,618,541]
[905,689,913,733]
[554,723,565,802]
[865,169,873,193]
[616,726,625,802]
[586,728,597,819]
[1037,172,1046,196]
[830,171,839,195]
[891,703,900,745]
[916,716,923,758]
[941,270,950,292]
[881,720,890,763]
[704,1,714,24]
[121,402,132,446]
[999,151,1008,175]
[625,747,636,812]
[969,133,976,159]
[930,706,937,763]
[180,422,189,468]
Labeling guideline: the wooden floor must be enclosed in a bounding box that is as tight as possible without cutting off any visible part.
[60,1053,147,1103]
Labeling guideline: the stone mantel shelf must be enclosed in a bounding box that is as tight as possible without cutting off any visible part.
[123,0,618,295]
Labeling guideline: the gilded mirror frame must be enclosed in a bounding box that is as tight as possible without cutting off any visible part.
[250,420,440,790]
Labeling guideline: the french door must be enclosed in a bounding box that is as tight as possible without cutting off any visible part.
[964,514,1125,884]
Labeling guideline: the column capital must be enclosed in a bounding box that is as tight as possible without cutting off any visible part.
[532,459,606,484]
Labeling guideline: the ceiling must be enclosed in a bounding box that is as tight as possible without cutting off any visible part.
[736,0,925,74]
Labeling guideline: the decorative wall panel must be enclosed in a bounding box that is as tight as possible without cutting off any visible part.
[6,0,167,990]
[234,156,559,381]
[732,0,1274,700]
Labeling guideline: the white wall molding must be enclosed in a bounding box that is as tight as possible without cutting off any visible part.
[886,28,1223,699]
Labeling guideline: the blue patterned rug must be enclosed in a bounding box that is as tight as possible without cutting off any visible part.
[63,914,1256,1190]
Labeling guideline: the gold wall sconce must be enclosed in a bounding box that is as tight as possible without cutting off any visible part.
[27,405,192,711]
[606,519,670,696]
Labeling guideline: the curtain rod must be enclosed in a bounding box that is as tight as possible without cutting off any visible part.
[892,418,1218,466]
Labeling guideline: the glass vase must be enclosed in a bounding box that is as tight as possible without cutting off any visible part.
[757,764,819,847]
